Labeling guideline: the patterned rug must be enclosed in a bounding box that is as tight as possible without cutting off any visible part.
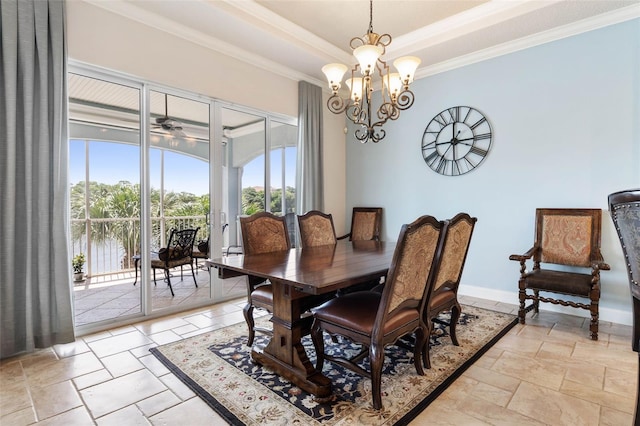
[150,305,517,425]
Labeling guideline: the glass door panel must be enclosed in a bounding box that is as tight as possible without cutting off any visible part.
[270,121,298,245]
[214,107,266,301]
[149,90,211,311]
[68,73,142,328]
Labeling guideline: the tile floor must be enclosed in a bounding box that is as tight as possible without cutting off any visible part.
[73,267,245,326]
[0,296,637,425]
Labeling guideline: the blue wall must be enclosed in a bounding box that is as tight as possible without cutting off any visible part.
[345,19,640,323]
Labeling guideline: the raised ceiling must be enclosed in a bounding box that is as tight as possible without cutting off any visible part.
[85,0,639,88]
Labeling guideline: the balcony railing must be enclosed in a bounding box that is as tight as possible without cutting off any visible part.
[71,215,208,277]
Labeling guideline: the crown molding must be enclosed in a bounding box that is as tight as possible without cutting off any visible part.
[82,0,326,88]
[389,0,562,58]
[217,0,352,64]
[415,3,640,80]
[81,0,639,90]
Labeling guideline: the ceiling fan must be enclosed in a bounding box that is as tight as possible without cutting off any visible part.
[152,93,186,138]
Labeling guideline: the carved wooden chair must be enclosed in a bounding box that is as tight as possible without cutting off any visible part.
[337,207,383,241]
[608,189,640,424]
[423,213,477,367]
[149,227,199,297]
[510,208,609,340]
[310,215,446,410]
[297,210,337,248]
[337,207,384,293]
[240,212,290,346]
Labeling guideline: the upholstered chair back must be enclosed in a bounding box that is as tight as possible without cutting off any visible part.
[382,215,445,315]
[298,211,337,248]
[433,214,476,292]
[240,212,291,255]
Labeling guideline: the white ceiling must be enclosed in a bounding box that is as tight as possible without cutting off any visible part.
[86,0,639,88]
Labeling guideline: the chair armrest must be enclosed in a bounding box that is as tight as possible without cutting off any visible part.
[158,248,168,261]
[337,233,350,241]
[591,250,611,271]
[509,246,537,262]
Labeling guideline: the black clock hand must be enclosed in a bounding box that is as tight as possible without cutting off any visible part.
[442,143,453,158]
[456,136,476,142]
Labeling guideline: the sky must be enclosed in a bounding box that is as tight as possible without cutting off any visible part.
[69,140,296,196]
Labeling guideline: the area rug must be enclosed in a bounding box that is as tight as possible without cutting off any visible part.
[150,305,517,425]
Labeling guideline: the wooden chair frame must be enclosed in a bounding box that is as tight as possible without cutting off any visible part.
[310,215,447,410]
[297,210,337,248]
[337,207,383,241]
[608,189,640,424]
[424,212,477,367]
[240,212,291,346]
[510,208,609,340]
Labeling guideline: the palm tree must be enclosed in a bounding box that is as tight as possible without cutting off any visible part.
[71,180,209,272]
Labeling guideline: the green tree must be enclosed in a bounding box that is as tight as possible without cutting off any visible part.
[70,180,209,270]
[242,187,264,215]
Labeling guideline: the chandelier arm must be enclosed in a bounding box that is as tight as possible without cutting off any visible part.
[326,95,348,114]
[395,89,415,111]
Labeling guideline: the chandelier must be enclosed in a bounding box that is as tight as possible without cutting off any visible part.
[321,0,420,143]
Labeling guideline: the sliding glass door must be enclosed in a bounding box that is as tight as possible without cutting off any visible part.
[209,107,298,301]
[68,63,297,331]
[68,72,143,326]
[148,89,212,311]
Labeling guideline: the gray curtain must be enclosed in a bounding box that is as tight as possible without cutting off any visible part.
[296,81,324,214]
[0,0,75,359]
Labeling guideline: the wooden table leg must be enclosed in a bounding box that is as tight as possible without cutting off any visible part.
[250,280,331,397]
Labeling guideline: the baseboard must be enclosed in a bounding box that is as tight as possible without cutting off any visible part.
[459,284,633,327]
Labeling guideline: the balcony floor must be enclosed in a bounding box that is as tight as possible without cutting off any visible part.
[72,265,246,326]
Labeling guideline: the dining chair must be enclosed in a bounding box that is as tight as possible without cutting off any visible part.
[509,208,610,340]
[240,212,291,346]
[149,227,200,297]
[337,207,384,293]
[310,215,447,410]
[297,210,337,248]
[423,212,477,367]
[337,207,383,241]
[608,189,640,424]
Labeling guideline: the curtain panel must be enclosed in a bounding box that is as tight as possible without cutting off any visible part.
[296,81,324,214]
[0,0,75,358]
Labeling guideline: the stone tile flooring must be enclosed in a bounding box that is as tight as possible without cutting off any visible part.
[73,267,245,326]
[1,296,636,425]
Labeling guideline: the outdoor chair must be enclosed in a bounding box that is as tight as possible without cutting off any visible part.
[510,208,609,340]
[150,227,200,297]
[310,215,446,410]
[608,189,640,424]
[192,236,209,271]
[222,223,243,256]
[298,210,337,248]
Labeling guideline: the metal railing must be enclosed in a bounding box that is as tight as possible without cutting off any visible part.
[71,215,208,277]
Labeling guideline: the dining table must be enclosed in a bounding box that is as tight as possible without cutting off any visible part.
[207,239,396,398]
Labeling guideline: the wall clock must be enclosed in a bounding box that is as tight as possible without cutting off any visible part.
[421,106,492,176]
